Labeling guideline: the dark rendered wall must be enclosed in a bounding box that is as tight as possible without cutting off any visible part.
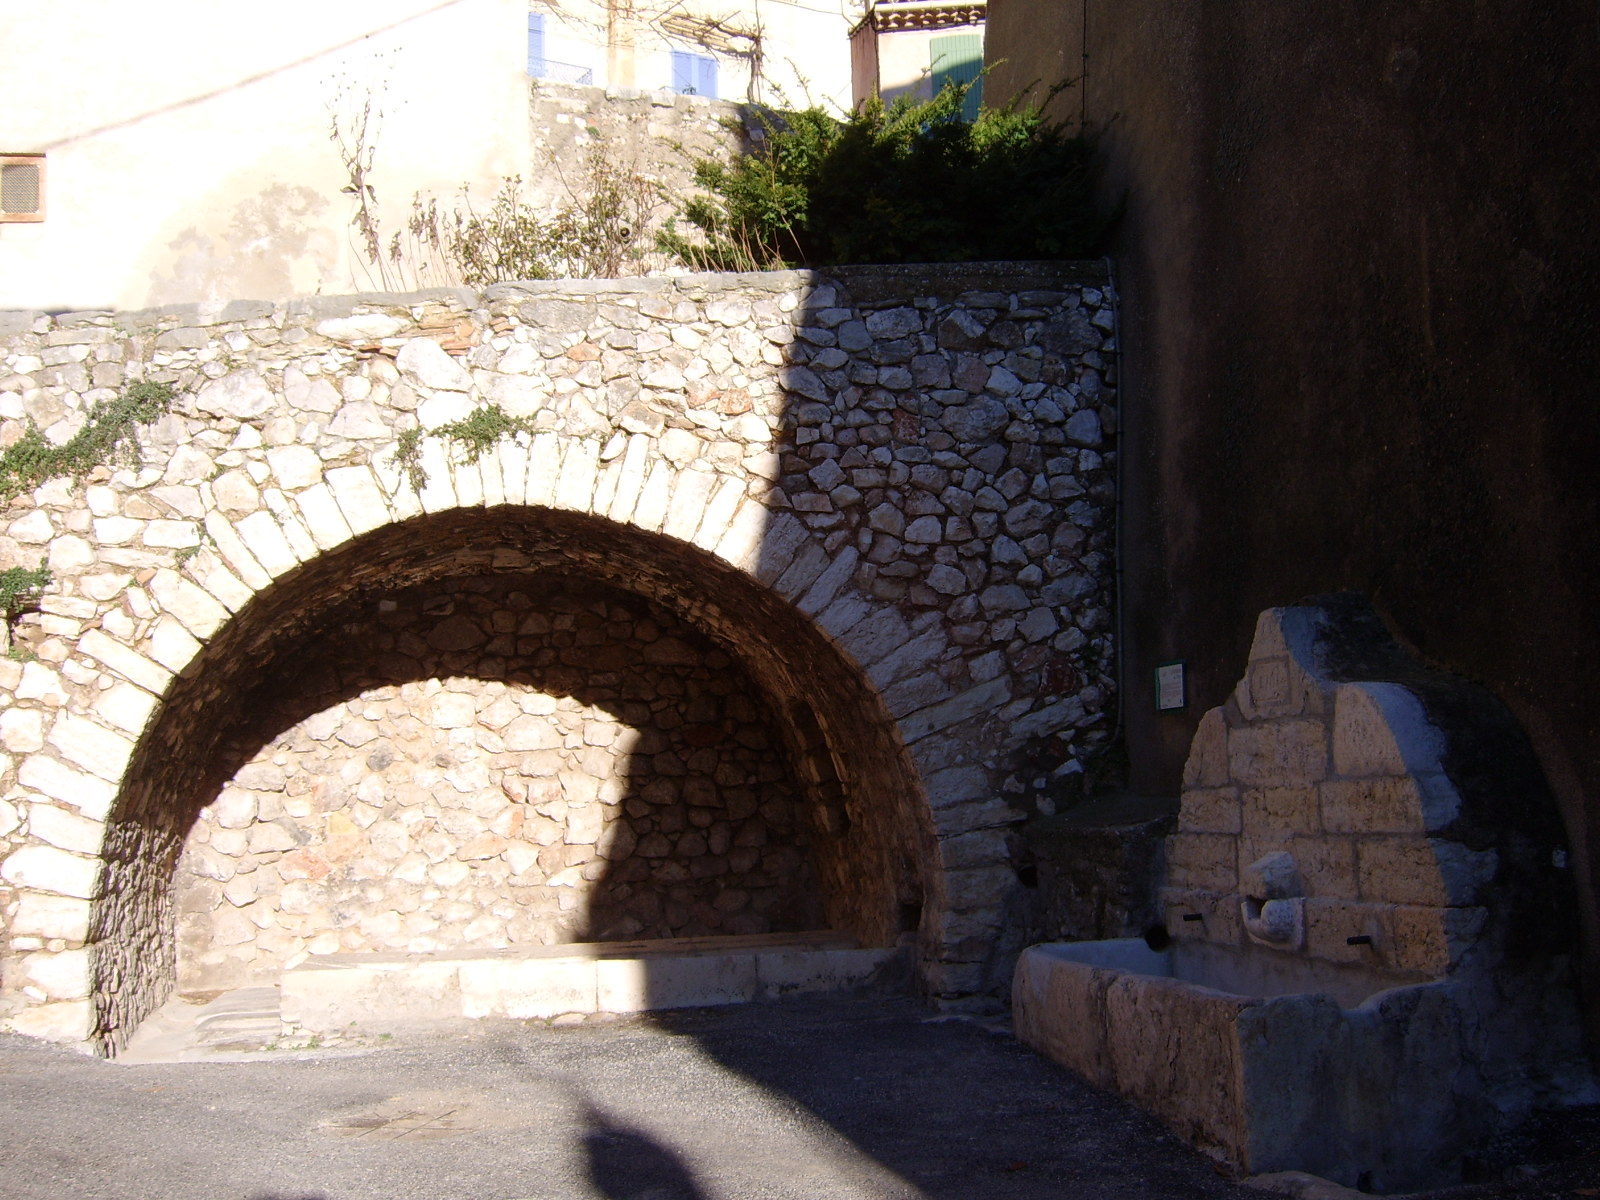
[986,0,1600,1036]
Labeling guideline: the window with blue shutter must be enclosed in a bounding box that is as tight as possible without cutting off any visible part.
[930,33,983,121]
[670,50,717,98]
[527,13,545,77]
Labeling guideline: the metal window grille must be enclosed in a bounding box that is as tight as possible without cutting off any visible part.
[0,156,44,222]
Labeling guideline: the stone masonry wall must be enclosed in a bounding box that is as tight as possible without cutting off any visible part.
[524,81,751,268]
[0,262,1117,1045]
[177,574,822,992]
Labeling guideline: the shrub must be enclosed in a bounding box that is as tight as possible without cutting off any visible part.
[658,80,1104,270]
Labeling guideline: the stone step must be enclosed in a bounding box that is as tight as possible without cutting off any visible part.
[281,932,908,1034]
[118,986,285,1063]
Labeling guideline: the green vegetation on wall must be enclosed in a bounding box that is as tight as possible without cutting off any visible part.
[0,380,174,503]
[658,81,1103,270]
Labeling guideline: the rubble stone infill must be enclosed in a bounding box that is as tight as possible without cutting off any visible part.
[176,575,825,992]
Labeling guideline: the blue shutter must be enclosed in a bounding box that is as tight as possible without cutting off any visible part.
[671,50,717,98]
[527,13,545,77]
[930,33,983,120]
[671,50,694,93]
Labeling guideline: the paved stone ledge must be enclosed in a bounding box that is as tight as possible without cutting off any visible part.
[281,931,906,1031]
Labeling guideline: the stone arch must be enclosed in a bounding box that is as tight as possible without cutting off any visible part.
[86,504,938,1053]
[2,269,1121,1048]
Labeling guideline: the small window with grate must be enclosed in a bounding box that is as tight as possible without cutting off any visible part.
[1,155,45,222]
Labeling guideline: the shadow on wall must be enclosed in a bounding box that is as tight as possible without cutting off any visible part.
[144,182,339,309]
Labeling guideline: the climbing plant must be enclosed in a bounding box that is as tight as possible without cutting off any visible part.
[0,380,174,503]
[658,79,1104,270]
[391,403,538,491]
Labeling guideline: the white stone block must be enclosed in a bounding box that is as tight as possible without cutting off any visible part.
[595,953,759,1013]
[10,892,91,940]
[78,629,170,695]
[755,947,899,998]
[3,999,92,1043]
[195,370,273,419]
[16,661,66,704]
[555,438,600,512]
[430,693,478,730]
[146,614,202,674]
[316,314,407,343]
[1,844,99,898]
[632,461,673,532]
[295,483,356,551]
[0,707,45,753]
[263,492,319,561]
[28,802,104,855]
[93,682,157,736]
[142,519,201,549]
[478,446,507,508]
[148,568,229,639]
[46,712,134,782]
[185,551,253,613]
[203,512,272,590]
[397,339,472,391]
[266,445,324,490]
[693,474,746,551]
[17,755,118,819]
[797,547,859,616]
[663,468,715,540]
[526,432,561,506]
[450,451,485,507]
[714,499,770,574]
[900,677,1013,744]
[607,434,652,523]
[235,511,300,578]
[18,947,91,1000]
[1333,683,1444,778]
[590,456,622,517]
[415,438,458,513]
[459,958,598,1019]
[325,466,392,536]
[498,436,531,506]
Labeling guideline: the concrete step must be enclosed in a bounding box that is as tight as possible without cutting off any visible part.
[119,986,285,1063]
[282,931,908,1035]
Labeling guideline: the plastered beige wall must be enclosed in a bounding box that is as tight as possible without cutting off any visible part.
[0,0,530,312]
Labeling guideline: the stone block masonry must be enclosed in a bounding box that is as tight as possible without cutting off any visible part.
[0,262,1118,1050]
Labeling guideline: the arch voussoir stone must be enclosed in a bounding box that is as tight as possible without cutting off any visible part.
[0,266,1119,1048]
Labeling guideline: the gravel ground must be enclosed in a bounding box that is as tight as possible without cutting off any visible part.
[0,993,1593,1200]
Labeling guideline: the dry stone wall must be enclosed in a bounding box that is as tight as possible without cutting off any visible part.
[524,81,751,267]
[0,262,1118,1047]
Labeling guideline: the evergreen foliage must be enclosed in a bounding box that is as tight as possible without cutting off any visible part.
[658,81,1103,270]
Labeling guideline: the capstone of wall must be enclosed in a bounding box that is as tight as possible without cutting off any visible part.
[0,262,1118,1049]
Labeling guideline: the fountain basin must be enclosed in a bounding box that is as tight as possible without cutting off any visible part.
[1013,939,1486,1191]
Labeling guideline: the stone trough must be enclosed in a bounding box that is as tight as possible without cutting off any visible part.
[1015,598,1597,1193]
